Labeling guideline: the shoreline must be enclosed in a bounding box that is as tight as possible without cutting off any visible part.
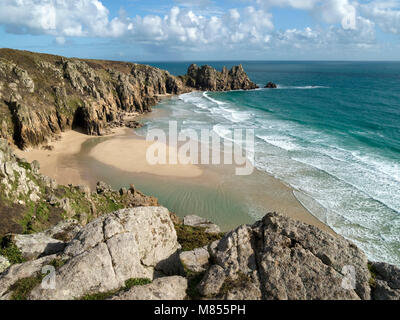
[14,121,335,235]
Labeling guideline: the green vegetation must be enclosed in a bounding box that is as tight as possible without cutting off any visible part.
[124,278,151,290]
[49,258,67,270]
[219,273,251,297]
[0,236,25,265]
[79,290,119,301]
[9,273,44,300]
[17,160,32,172]
[186,271,205,300]
[78,278,152,300]
[368,263,377,289]
[175,224,225,252]
[19,200,54,234]
[66,97,84,112]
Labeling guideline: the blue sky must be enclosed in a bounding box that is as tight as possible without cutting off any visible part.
[0,0,400,61]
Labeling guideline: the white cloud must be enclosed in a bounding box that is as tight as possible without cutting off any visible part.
[0,0,118,37]
[360,1,400,34]
[0,0,388,57]
[257,0,358,28]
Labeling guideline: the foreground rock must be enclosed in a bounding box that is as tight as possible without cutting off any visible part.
[0,256,10,274]
[111,276,188,300]
[28,206,180,300]
[11,234,64,261]
[0,255,57,299]
[183,215,221,234]
[8,220,80,261]
[198,212,371,300]
[370,262,400,300]
[180,247,210,273]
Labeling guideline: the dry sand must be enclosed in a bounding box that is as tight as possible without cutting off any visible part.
[14,127,203,185]
[89,137,203,178]
[14,128,127,186]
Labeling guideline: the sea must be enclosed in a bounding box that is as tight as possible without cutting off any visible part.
[136,61,400,266]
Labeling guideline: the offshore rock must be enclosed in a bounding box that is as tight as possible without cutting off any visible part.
[185,64,258,91]
[265,82,277,89]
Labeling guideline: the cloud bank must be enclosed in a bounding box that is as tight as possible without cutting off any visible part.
[0,0,398,57]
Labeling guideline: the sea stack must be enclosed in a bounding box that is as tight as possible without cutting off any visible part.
[265,82,277,89]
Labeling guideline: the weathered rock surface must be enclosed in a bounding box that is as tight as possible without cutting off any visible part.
[180,246,210,273]
[11,233,65,261]
[29,206,181,300]
[183,215,221,234]
[0,256,10,274]
[184,64,257,91]
[111,276,188,300]
[0,254,57,299]
[7,220,80,261]
[198,212,371,300]
[370,262,400,300]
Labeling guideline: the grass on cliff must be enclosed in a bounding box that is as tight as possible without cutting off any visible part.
[368,263,378,289]
[0,236,25,265]
[175,224,225,252]
[8,273,44,300]
[218,273,251,298]
[79,278,152,300]
[186,271,205,300]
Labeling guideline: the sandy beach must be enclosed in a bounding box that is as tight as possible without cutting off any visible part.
[13,125,334,234]
[89,137,203,178]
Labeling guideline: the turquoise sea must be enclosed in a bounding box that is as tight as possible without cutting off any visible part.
[137,61,400,266]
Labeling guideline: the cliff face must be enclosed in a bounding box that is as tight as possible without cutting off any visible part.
[0,49,257,149]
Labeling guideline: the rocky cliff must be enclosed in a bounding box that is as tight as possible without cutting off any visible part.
[1,203,399,300]
[183,64,258,91]
[0,49,257,149]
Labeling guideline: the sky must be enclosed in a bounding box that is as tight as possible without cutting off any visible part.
[0,0,400,61]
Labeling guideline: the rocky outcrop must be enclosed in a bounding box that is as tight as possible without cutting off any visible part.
[1,208,399,300]
[110,276,188,300]
[0,49,257,149]
[0,254,57,299]
[0,256,10,274]
[265,82,277,89]
[183,215,221,234]
[28,207,180,300]
[7,220,80,261]
[180,246,210,273]
[184,64,257,91]
[370,262,400,300]
[197,212,371,300]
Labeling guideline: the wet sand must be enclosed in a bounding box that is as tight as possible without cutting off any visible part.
[14,126,334,234]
